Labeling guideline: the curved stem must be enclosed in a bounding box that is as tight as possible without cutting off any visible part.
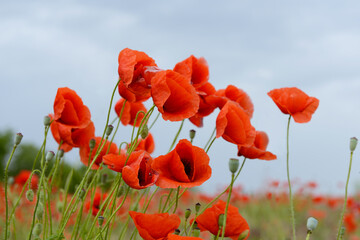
[286,115,296,240]
[336,151,354,239]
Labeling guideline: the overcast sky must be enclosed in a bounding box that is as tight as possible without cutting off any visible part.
[1,0,360,195]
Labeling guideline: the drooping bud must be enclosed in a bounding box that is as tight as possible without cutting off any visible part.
[185,208,191,220]
[189,129,196,141]
[58,149,64,158]
[174,229,180,235]
[43,116,51,126]
[15,133,23,145]
[218,214,225,227]
[141,125,149,139]
[238,229,250,240]
[26,189,34,202]
[33,223,43,237]
[98,216,105,226]
[229,158,239,174]
[350,137,358,152]
[192,227,200,237]
[57,201,63,213]
[106,125,114,137]
[46,151,55,162]
[89,138,96,150]
[36,204,44,220]
[306,217,318,231]
[195,203,201,213]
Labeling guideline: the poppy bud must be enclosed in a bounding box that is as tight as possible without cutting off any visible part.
[8,177,14,185]
[43,116,51,126]
[192,227,200,237]
[33,223,43,237]
[185,208,191,220]
[141,125,149,139]
[174,229,180,235]
[106,125,114,137]
[189,129,196,141]
[36,204,44,220]
[46,151,55,162]
[350,137,358,152]
[229,158,239,174]
[340,227,346,237]
[192,221,198,229]
[306,217,318,231]
[238,229,250,240]
[39,190,45,204]
[15,133,23,146]
[89,138,96,150]
[117,185,125,197]
[218,214,225,227]
[58,149,64,158]
[195,203,201,213]
[26,189,34,202]
[98,216,105,226]
[57,201,63,213]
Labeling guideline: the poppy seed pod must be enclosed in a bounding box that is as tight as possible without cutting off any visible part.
[15,133,23,145]
[185,208,191,220]
[43,115,51,126]
[26,189,34,202]
[306,217,318,231]
[58,149,64,158]
[106,125,114,136]
[192,227,201,237]
[195,203,201,213]
[98,216,105,226]
[190,129,196,140]
[350,137,358,152]
[141,125,149,139]
[229,158,240,174]
[46,151,55,162]
[89,138,96,150]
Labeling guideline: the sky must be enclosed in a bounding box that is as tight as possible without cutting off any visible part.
[1,0,360,195]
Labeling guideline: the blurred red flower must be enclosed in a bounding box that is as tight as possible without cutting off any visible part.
[151,70,199,121]
[152,139,211,188]
[267,87,319,123]
[237,131,277,160]
[14,170,38,190]
[194,200,250,240]
[216,101,255,146]
[114,98,147,127]
[129,211,181,240]
[167,234,204,240]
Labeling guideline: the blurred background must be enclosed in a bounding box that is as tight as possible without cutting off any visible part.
[1,0,360,195]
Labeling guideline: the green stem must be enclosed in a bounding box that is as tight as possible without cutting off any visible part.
[4,144,18,240]
[142,186,159,213]
[336,151,354,240]
[205,136,216,153]
[306,231,311,240]
[149,112,160,130]
[286,115,296,240]
[168,120,184,152]
[172,186,181,214]
[204,127,216,149]
[220,173,235,239]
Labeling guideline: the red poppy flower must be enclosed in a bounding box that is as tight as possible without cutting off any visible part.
[151,70,199,121]
[167,234,204,240]
[102,149,129,172]
[152,139,211,188]
[267,87,319,123]
[118,48,158,100]
[14,170,39,190]
[50,119,95,152]
[216,101,256,146]
[114,98,147,127]
[134,133,155,154]
[344,212,357,233]
[207,85,254,118]
[118,80,150,103]
[189,82,217,127]
[129,211,181,240]
[194,200,250,240]
[85,192,106,216]
[237,131,276,160]
[79,137,118,169]
[173,55,209,88]
[122,150,158,189]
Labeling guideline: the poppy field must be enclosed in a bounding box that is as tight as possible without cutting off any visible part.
[1,48,359,240]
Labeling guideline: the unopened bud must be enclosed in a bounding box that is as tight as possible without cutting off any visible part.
[89,138,96,150]
[36,204,44,220]
[340,226,346,236]
[106,125,114,136]
[141,125,149,139]
[185,208,191,220]
[192,221,198,229]
[307,217,318,231]
[192,227,200,237]
[44,116,51,126]
[174,229,180,235]
[46,151,55,162]
[238,229,250,240]
[350,137,358,152]
[229,158,239,174]
[57,201,63,213]
[26,189,34,202]
[195,203,201,213]
[189,129,196,140]
[58,149,64,158]
[15,133,23,145]
[98,216,105,226]
[8,177,14,185]
[39,190,45,204]
[218,214,225,227]
[33,223,43,237]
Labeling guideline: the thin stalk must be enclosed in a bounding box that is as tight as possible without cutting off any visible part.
[168,120,184,152]
[205,136,216,153]
[220,173,235,239]
[172,186,181,214]
[204,127,216,149]
[306,231,311,240]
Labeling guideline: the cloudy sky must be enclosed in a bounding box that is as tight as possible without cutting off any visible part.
[1,0,360,195]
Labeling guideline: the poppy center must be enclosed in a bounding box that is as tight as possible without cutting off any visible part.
[181,158,194,181]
